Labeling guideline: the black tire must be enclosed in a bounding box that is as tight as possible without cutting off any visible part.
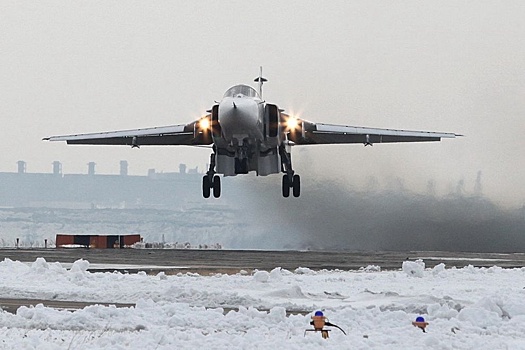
[202,176,210,198]
[292,174,301,197]
[213,176,221,198]
[234,159,241,174]
[282,175,290,198]
[235,158,248,174]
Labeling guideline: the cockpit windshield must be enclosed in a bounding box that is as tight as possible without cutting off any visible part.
[223,85,260,99]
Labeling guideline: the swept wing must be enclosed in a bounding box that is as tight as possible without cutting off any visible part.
[44,119,212,146]
[287,118,460,145]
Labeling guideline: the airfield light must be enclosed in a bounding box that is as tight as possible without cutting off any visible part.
[412,316,429,332]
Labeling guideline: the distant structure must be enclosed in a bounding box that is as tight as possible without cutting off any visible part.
[474,171,483,196]
[187,166,199,174]
[120,160,128,176]
[52,161,62,176]
[456,179,465,195]
[179,163,187,174]
[56,234,141,249]
[0,160,203,208]
[366,176,379,192]
[88,162,96,176]
[17,161,26,174]
[426,179,436,196]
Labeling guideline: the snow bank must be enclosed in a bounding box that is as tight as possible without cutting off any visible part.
[402,259,425,277]
[253,270,270,283]
[1,257,525,349]
[360,265,381,272]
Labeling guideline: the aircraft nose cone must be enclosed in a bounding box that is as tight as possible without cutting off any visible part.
[219,97,259,137]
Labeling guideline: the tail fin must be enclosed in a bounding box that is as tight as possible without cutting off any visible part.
[254,66,267,99]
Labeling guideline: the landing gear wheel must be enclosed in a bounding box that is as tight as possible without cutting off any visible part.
[235,158,249,174]
[292,174,301,197]
[282,175,290,198]
[234,159,241,174]
[202,176,211,198]
[213,176,221,198]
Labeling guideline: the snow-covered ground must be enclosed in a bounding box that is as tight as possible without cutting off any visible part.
[1,258,525,349]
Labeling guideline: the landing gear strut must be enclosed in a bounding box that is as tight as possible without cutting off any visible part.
[203,150,221,198]
[279,146,300,198]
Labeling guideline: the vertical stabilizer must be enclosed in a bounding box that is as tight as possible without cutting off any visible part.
[254,66,267,99]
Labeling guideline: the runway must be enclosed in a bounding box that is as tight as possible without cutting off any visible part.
[1,248,524,314]
[1,248,524,273]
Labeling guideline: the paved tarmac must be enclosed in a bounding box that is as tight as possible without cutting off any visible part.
[0,298,134,314]
[1,248,524,314]
[1,248,525,273]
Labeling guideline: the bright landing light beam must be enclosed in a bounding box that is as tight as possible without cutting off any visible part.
[199,117,210,131]
[285,115,300,131]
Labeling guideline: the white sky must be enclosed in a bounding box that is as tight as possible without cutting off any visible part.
[1,1,524,205]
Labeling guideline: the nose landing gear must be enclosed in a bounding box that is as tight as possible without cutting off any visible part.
[234,158,249,174]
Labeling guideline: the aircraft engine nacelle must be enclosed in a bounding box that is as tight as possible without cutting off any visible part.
[264,103,281,147]
[210,104,222,139]
[193,105,222,144]
[193,115,211,144]
[283,114,306,144]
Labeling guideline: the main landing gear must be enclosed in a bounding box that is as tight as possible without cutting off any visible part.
[282,173,300,198]
[280,145,300,198]
[203,151,221,198]
[202,174,220,198]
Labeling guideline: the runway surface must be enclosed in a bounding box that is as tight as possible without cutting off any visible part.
[1,248,524,314]
[1,248,524,273]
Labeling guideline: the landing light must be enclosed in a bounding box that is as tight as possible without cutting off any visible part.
[199,118,210,130]
[286,116,300,131]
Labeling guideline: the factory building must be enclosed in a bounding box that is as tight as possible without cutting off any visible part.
[56,234,141,249]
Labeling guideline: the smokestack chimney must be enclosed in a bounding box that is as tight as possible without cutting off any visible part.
[52,161,62,176]
[474,171,482,196]
[88,162,96,176]
[120,160,128,176]
[17,161,26,174]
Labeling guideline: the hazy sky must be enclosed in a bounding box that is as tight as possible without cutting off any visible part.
[1,1,524,206]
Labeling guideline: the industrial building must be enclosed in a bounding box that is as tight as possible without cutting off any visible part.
[56,234,141,249]
[0,160,202,208]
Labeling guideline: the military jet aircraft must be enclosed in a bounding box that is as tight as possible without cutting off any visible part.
[45,68,459,198]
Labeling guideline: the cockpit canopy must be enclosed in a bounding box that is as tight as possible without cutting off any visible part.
[223,84,260,99]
